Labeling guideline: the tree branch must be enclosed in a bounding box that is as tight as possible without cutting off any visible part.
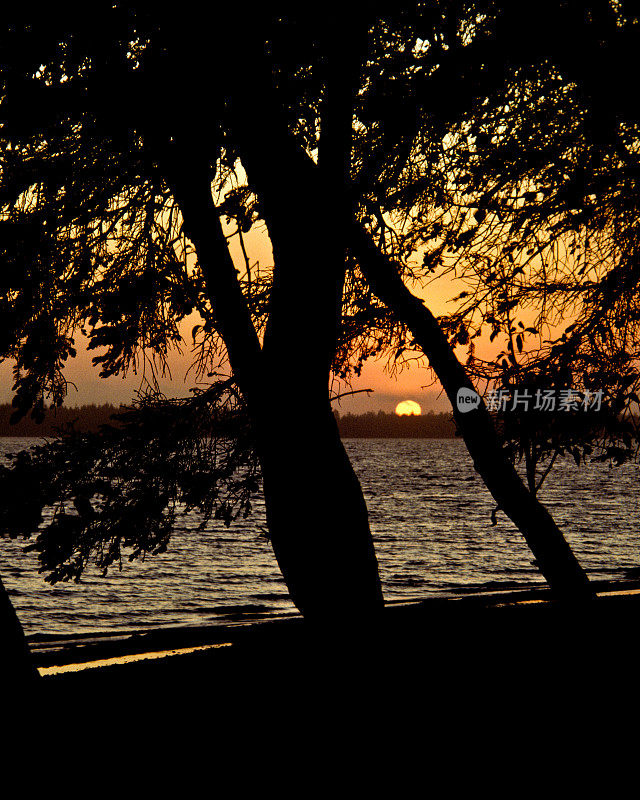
[350,221,594,600]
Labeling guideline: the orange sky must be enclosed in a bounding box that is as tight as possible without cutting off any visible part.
[0,223,479,415]
[0,332,453,414]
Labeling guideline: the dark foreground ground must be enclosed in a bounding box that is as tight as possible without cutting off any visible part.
[9,588,639,764]
[8,584,634,773]
[30,583,640,707]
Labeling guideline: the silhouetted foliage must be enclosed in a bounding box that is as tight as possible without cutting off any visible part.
[336,1,640,488]
[3,1,635,617]
[495,388,636,496]
[0,383,258,582]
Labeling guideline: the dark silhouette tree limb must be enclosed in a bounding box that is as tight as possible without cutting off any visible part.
[0,577,39,680]
[350,222,595,601]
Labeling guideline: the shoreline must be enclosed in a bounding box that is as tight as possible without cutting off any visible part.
[34,577,640,680]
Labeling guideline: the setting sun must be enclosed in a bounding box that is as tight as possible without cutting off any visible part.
[395,400,422,416]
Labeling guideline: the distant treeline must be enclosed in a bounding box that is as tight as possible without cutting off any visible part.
[0,403,457,439]
[0,403,125,436]
[335,410,456,438]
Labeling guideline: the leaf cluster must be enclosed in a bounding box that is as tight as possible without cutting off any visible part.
[0,383,259,582]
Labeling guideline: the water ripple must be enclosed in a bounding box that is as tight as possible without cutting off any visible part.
[2,437,639,636]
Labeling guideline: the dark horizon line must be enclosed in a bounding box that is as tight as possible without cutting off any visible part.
[0,403,457,438]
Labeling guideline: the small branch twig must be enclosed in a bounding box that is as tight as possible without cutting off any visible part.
[330,388,374,403]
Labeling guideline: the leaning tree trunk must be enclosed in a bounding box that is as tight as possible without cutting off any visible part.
[352,224,594,601]
[0,576,40,680]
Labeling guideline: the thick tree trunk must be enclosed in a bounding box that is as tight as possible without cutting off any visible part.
[165,154,384,620]
[256,398,384,620]
[352,224,594,601]
[0,576,40,680]
[218,34,385,621]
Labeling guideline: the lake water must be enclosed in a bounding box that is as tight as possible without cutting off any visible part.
[1,437,639,637]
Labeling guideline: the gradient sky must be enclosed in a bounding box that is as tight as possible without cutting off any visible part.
[0,220,478,415]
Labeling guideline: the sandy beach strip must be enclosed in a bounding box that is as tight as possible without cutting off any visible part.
[38,642,233,676]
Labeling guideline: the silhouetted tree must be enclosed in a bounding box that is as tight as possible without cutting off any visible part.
[346,2,640,539]
[0,574,39,680]
[338,3,608,597]
[0,1,392,669]
[5,2,634,677]
[429,2,640,481]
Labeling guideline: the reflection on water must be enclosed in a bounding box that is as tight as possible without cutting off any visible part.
[1,437,639,636]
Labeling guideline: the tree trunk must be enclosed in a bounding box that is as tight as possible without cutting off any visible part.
[352,224,594,601]
[221,33,385,621]
[165,152,384,620]
[256,397,384,620]
[0,576,40,680]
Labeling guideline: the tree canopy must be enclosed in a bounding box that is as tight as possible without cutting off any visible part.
[4,1,640,641]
